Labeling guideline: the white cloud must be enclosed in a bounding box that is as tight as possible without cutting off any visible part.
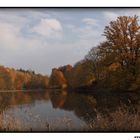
[82,18,98,26]
[0,22,20,48]
[66,24,75,29]
[32,18,63,39]
[0,21,44,49]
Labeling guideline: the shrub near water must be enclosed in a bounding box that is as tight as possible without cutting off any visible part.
[88,107,140,131]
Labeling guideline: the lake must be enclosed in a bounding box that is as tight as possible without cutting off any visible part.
[0,90,139,131]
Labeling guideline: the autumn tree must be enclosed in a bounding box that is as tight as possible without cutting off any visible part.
[49,68,67,89]
[67,60,95,88]
[103,15,140,76]
[84,15,140,91]
[85,45,110,81]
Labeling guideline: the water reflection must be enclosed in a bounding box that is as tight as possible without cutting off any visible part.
[49,90,97,125]
[0,90,139,131]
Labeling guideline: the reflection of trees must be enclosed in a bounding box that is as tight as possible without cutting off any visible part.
[0,91,50,114]
[49,90,67,108]
[0,93,11,113]
[0,89,139,128]
[93,92,140,116]
[49,90,140,126]
[49,90,97,125]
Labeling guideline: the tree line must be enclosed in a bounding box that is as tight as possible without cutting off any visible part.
[0,65,49,90]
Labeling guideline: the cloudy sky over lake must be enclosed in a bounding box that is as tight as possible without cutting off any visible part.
[0,8,140,75]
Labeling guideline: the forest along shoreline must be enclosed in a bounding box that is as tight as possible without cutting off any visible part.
[49,15,140,94]
[1,16,140,94]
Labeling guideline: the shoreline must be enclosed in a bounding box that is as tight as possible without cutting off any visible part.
[0,87,139,95]
[0,89,47,93]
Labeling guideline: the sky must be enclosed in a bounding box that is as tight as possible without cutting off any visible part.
[0,8,140,75]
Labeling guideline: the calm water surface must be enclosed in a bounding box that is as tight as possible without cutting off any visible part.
[0,90,139,131]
